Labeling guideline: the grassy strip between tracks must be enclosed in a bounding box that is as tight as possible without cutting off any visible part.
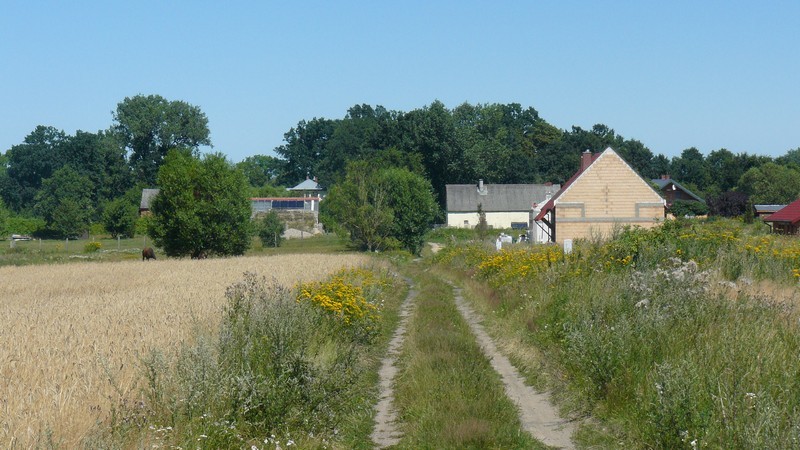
[391,264,545,449]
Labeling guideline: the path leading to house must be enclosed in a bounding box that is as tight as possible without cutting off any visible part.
[448,281,577,449]
[372,269,576,449]
[371,278,418,448]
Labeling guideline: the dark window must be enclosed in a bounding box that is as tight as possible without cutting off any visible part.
[272,200,304,209]
[511,222,527,229]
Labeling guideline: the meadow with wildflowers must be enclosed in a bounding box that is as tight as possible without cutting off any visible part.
[87,264,402,449]
[435,218,800,448]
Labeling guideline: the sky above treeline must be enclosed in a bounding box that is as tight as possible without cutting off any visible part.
[2,1,798,163]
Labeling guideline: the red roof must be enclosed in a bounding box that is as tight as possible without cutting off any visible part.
[762,198,800,224]
[534,152,601,221]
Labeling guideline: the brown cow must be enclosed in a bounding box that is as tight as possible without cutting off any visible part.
[142,247,156,261]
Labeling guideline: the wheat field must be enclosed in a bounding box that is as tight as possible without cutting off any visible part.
[0,253,369,448]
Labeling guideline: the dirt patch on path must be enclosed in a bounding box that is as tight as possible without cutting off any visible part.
[371,278,418,448]
[449,282,577,449]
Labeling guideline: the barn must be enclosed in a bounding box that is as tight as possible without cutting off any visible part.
[445,181,560,232]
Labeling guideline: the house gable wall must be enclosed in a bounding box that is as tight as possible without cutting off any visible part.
[554,148,664,243]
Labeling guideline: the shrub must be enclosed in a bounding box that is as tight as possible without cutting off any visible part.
[83,241,102,253]
[669,200,708,217]
[257,211,284,247]
[296,267,386,343]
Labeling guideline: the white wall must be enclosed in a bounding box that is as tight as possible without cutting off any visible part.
[447,211,530,229]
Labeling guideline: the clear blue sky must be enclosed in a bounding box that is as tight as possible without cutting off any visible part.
[2,1,798,163]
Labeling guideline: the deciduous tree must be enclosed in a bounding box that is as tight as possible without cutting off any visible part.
[34,166,94,238]
[148,151,251,258]
[113,94,211,185]
[322,161,436,254]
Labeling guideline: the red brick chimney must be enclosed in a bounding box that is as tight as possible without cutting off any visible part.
[581,150,593,171]
[660,174,670,180]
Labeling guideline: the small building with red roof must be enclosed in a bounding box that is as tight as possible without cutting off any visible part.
[762,198,800,234]
[534,147,666,244]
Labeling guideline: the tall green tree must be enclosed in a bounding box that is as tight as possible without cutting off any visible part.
[236,154,284,187]
[399,100,462,205]
[670,148,709,189]
[274,118,336,186]
[257,210,284,247]
[113,94,211,186]
[34,166,94,238]
[2,126,67,212]
[103,197,138,238]
[148,151,251,258]
[737,162,800,204]
[322,161,436,254]
[381,167,438,254]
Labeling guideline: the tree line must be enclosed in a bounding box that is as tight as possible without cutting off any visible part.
[2,95,800,250]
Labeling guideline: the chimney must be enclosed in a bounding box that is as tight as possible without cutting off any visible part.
[544,181,552,186]
[477,179,487,195]
[661,174,670,180]
[581,150,593,171]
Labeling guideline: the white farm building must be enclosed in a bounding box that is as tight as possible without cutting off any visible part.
[445,180,560,235]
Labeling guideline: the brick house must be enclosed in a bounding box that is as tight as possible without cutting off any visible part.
[534,147,666,244]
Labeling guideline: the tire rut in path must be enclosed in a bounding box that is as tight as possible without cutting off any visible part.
[449,281,577,450]
[371,278,417,448]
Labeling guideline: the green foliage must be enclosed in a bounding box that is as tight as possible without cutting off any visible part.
[737,162,800,204]
[256,211,284,247]
[83,241,102,253]
[5,216,45,236]
[1,127,133,215]
[438,219,800,448]
[250,183,288,198]
[322,162,437,254]
[99,270,395,448]
[236,154,283,187]
[103,198,138,238]
[147,151,252,258]
[380,167,439,254]
[113,94,211,186]
[0,199,9,238]
[668,199,708,217]
[34,166,94,238]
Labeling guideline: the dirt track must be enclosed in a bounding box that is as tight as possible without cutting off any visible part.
[371,278,417,448]
[371,270,576,449]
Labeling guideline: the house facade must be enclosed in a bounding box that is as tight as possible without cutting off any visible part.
[535,147,666,244]
[445,181,559,233]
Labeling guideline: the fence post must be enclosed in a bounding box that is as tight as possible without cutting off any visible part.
[118,236,121,250]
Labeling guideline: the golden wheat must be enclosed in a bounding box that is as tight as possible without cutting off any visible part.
[0,253,369,448]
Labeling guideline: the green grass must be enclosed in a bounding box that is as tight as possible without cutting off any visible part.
[392,264,545,449]
[0,233,352,267]
[435,219,800,448]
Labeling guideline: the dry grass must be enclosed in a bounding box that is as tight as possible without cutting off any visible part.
[0,254,369,448]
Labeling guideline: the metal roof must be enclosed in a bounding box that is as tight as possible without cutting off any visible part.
[754,204,785,213]
[288,178,323,191]
[762,199,800,224]
[446,183,559,212]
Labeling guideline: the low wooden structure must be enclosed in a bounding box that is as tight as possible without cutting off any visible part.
[762,199,800,234]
